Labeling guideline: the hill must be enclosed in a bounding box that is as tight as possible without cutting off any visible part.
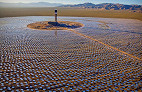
[60,3,142,11]
[0,2,63,7]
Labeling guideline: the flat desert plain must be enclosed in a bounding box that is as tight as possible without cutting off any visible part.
[0,16,142,91]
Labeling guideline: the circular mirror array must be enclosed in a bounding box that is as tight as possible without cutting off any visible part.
[0,16,141,91]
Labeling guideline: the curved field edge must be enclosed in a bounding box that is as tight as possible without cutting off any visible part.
[0,7,142,21]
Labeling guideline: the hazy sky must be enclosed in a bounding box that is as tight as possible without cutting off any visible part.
[0,0,142,5]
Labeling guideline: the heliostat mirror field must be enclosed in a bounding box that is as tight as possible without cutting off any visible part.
[0,16,142,91]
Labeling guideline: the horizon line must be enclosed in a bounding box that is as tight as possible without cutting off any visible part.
[0,2,141,5]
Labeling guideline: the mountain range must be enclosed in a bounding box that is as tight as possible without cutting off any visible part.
[0,2,142,11]
[0,2,63,7]
[60,3,142,11]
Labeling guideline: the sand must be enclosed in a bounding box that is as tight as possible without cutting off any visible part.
[27,21,84,30]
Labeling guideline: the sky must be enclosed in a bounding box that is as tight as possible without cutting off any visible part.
[0,0,142,5]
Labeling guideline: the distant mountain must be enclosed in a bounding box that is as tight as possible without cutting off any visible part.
[0,2,63,7]
[60,3,142,11]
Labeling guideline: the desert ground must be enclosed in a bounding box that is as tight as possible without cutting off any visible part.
[0,16,142,91]
[0,7,142,21]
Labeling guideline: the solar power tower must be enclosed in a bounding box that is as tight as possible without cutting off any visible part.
[55,9,57,22]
